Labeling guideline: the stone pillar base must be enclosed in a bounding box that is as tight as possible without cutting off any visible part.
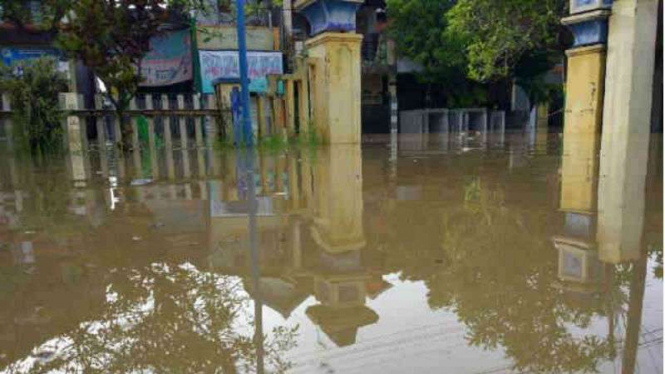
[306,32,363,144]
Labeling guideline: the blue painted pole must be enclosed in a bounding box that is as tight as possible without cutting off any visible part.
[235,0,253,146]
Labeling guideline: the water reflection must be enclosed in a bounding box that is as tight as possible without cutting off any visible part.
[0,132,661,373]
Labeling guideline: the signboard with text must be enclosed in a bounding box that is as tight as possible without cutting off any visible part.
[139,29,193,87]
[199,50,283,94]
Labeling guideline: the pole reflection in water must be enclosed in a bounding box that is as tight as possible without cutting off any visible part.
[240,147,265,374]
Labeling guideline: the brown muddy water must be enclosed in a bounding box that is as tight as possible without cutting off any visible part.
[0,132,662,373]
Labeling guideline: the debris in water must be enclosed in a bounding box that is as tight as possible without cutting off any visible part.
[131,178,153,186]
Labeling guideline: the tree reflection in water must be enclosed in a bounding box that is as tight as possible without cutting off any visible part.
[3,262,297,374]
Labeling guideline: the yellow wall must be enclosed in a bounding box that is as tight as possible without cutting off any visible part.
[306,33,363,144]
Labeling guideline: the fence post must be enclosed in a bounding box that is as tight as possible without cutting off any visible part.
[111,94,122,146]
[129,98,140,150]
[94,95,107,149]
[2,93,13,146]
[257,95,268,141]
[297,60,311,136]
[193,94,204,147]
[481,108,488,145]
[162,94,173,149]
[205,94,219,145]
[144,94,159,178]
[285,79,296,136]
[60,93,84,152]
[177,94,187,149]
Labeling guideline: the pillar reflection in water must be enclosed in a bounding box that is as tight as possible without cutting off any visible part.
[306,145,378,347]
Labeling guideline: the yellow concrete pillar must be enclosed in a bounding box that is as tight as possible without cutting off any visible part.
[560,45,606,214]
[215,83,239,141]
[596,0,658,264]
[257,95,268,140]
[564,45,606,138]
[311,145,365,253]
[285,79,296,137]
[298,77,311,135]
[536,102,549,145]
[306,33,363,144]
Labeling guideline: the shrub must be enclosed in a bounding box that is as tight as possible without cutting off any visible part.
[0,57,69,155]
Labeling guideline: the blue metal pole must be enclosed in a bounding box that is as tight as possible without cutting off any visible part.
[235,0,253,146]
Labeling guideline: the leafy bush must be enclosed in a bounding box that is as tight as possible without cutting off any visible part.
[0,57,69,155]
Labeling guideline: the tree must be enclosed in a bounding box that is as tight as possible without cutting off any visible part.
[0,0,205,149]
[446,0,567,82]
[386,0,568,106]
[56,0,203,149]
[385,0,488,107]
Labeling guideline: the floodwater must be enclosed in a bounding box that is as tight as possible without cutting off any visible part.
[0,131,662,374]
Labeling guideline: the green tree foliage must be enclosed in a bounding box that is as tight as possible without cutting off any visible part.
[386,0,568,104]
[0,0,206,149]
[447,0,567,82]
[0,57,69,155]
[385,0,489,106]
[385,0,463,80]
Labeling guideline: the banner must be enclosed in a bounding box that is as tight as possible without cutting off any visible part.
[139,29,193,87]
[1,48,70,78]
[199,50,283,93]
[1,48,61,65]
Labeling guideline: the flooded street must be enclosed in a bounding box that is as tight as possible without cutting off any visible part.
[0,132,662,374]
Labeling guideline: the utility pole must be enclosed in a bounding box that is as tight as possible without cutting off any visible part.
[235,0,253,145]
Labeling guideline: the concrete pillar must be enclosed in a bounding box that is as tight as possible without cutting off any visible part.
[132,149,142,179]
[480,109,488,145]
[60,93,84,153]
[257,95,268,140]
[113,113,122,145]
[214,85,235,143]
[275,155,286,192]
[166,146,175,181]
[183,150,192,179]
[312,145,365,252]
[197,147,206,177]
[439,110,450,150]
[597,0,658,264]
[193,94,204,148]
[297,72,311,135]
[388,75,398,136]
[259,153,269,193]
[560,42,607,201]
[285,79,296,136]
[205,94,220,145]
[177,95,187,149]
[162,94,173,149]
[2,93,13,146]
[535,102,549,146]
[129,98,140,150]
[561,8,610,155]
[306,33,363,143]
[560,128,599,214]
[288,154,300,209]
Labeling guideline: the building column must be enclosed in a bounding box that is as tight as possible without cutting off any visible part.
[296,0,363,144]
[597,0,659,264]
[561,8,612,214]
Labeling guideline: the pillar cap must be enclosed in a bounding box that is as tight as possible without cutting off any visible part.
[561,9,611,25]
[305,32,363,48]
[294,0,362,11]
[565,44,606,57]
